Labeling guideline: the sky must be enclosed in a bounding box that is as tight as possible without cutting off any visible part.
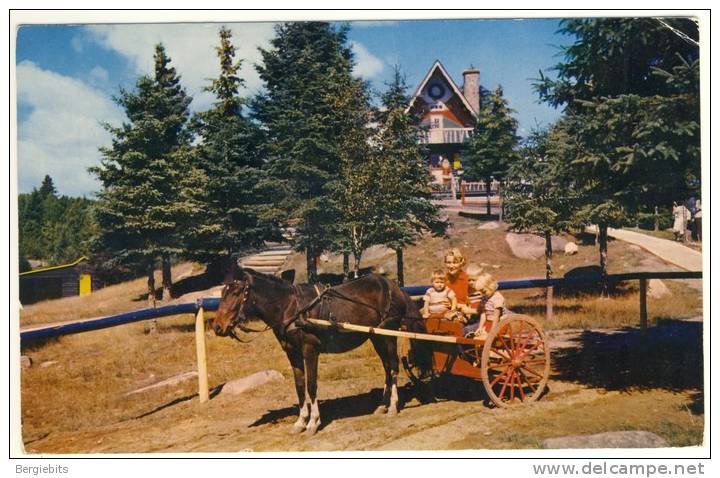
[15,18,570,197]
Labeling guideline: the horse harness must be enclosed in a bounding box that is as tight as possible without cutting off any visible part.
[227,277,397,342]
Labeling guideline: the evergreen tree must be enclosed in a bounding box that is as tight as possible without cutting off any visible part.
[91,44,193,304]
[188,27,277,278]
[253,22,358,283]
[462,86,520,215]
[505,125,577,314]
[535,18,700,275]
[39,175,57,199]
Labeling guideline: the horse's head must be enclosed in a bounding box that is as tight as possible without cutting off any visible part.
[213,270,253,337]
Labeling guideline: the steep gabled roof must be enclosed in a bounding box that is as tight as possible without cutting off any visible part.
[406,60,478,119]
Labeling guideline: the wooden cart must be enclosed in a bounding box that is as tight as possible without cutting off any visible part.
[306,314,550,408]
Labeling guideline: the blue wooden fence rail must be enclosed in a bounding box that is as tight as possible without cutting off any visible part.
[20,270,702,345]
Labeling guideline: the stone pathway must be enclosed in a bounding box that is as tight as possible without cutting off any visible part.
[587,226,703,271]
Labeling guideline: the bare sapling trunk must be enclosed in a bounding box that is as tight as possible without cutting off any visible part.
[486,176,492,216]
[353,251,362,279]
[306,247,317,284]
[147,266,156,307]
[161,253,172,302]
[598,224,608,277]
[396,247,404,287]
[544,230,554,321]
[654,206,659,231]
[342,252,350,281]
[147,265,157,333]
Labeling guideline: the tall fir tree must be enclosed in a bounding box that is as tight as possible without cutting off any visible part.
[253,22,359,283]
[39,175,57,199]
[91,44,193,304]
[188,27,277,278]
[462,86,520,215]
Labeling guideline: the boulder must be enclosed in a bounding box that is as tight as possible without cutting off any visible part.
[542,431,668,449]
[221,370,284,396]
[564,242,579,255]
[647,279,671,299]
[478,221,500,230]
[506,233,569,260]
[20,355,32,368]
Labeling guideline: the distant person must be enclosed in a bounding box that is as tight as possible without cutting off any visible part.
[694,200,702,242]
[672,201,691,242]
[421,270,457,319]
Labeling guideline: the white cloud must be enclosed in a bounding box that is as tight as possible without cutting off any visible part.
[89,66,109,82]
[85,23,277,111]
[350,41,384,79]
[16,61,124,196]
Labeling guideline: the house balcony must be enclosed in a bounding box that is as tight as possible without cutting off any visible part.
[419,127,473,144]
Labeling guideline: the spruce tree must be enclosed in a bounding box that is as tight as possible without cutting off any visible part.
[91,44,193,304]
[253,22,357,283]
[39,175,57,198]
[188,27,277,278]
[462,86,520,215]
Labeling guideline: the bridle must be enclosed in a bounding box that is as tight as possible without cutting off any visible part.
[223,279,271,342]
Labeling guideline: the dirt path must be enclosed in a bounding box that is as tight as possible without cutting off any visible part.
[587,226,702,271]
[24,322,703,454]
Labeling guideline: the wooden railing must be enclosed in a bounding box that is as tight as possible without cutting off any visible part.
[419,127,473,144]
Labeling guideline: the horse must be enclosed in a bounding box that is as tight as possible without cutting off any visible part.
[211,267,423,435]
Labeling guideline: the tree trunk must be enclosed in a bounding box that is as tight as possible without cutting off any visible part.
[353,251,362,279]
[161,253,172,302]
[147,265,157,333]
[544,231,554,322]
[147,265,156,307]
[486,176,492,216]
[598,224,608,276]
[654,206,659,231]
[306,247,317,284]
[396,247,404,287]
[498,183,504,222]
[342,252,350,282]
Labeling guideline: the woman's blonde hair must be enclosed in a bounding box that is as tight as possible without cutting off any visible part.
[465,263,484,280]
[473,273,498,295]
[444,248,466,267]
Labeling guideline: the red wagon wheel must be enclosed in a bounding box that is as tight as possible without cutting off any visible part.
[480,315,550,408]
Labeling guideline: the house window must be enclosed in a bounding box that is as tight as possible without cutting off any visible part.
[431,118,440,129]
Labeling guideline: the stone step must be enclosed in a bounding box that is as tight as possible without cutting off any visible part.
[243,265,282,273]
[242,257,288,264]
[255,250,292,257]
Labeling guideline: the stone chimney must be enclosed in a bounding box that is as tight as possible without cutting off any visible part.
[462,67,480,114]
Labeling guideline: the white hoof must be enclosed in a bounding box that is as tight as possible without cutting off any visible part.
[305,421,320,435]
[374,405,388,415]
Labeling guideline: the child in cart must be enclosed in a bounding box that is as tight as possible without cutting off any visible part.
[463,272,506,340]
[421,270,458,319]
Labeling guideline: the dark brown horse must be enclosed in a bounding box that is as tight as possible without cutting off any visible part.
[212,267,422,435]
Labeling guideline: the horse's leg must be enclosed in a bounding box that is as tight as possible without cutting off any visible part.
[370,336,400,416]
[303,343,322,435]
[286,349,309,434]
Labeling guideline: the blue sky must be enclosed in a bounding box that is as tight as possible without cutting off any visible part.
[15,18,569,197]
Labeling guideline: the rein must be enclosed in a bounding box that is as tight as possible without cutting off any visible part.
[226,280,271,343]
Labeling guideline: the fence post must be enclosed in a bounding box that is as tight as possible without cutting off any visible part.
[639,278,648,332]
[195,305,209,403]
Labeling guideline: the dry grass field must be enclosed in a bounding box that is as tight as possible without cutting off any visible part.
[18,212,704,453]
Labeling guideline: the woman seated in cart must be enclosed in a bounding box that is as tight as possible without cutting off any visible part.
[443,248,470,311]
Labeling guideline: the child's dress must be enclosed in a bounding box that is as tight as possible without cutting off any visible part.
[424,287,457,316]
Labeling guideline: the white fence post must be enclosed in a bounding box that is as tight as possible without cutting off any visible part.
[195,306,209,403]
